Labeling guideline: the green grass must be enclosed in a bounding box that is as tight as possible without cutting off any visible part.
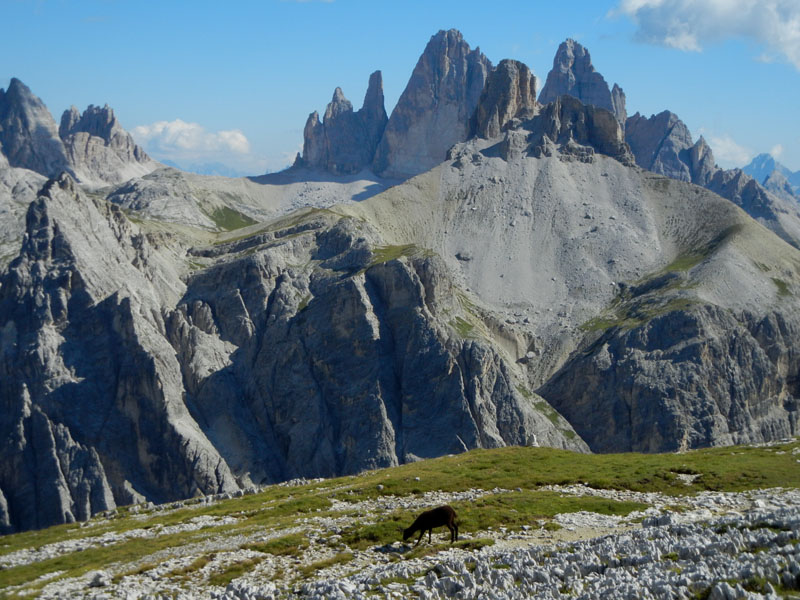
[164,553,216,580]
[297,551,354,578]
[207,206,258,231]
[772,277,791,297]
[450,316,476,338]
[207,556,264,587]
[369,244,429,266]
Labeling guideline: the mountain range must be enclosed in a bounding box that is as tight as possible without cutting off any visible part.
[0,30,798,535]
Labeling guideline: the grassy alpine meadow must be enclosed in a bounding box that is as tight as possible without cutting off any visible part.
[0,439,798,597]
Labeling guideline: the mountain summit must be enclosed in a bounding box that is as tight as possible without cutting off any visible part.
[538,39,626,125]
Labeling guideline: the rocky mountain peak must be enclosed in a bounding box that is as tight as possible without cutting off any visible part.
[300,71,388,175]
[470,58,538,139]
[59,103,119,142]
[0,77,70,176]
[372,29,492,178]
[57,102,154,186]
[539,39,626,125]
[324,88,353,121]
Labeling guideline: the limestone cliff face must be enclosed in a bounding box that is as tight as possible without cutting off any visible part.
[539,39,626,125]
[301,71,388,175]
[539,306,800,453]
[470,59,538,139]
[372,29,492,178]
[0,174,238,533]
[59,104,157,186]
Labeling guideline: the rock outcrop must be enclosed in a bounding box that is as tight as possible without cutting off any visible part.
[524,95,634,166]
[469,59,538,139]
[59,104,156,186]
[372,29,492,178]
[0,174,238,533]
[300,71,388,174]
[0,78,70,177]
[538,39,626,125]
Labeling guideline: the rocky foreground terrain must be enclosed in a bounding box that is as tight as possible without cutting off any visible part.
[0,442,799,599]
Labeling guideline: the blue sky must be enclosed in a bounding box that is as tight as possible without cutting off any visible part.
[2,0,799,175]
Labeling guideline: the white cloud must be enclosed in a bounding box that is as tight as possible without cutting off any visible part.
[132,119,250,155]
[614,0,800,70]
[131,119,273,175]
[707,133,754,168]
[771,143,784,158]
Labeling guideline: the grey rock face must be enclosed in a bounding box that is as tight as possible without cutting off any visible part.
[470,59,538,139]
[539,39,626,125]
[172,216,583,484]
[0,174,238,533]
[373,29,492,178]
[522,95,634,166]
[59,104,156,186]
[0,78,70,176]
[625,110,696,181]
[301,71,388,175]
[539,305,800,453]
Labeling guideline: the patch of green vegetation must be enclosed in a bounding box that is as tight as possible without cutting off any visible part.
[165,553,216,580]
[368,244,423,266]
[661,252,706,273]
[297,294,312,312]
[242,533,308,557]
[456,491,644,533]
[771,277,791,297]
[542,521,562,532]
[297,551,354,578]
[207,556,264,587]
[534,401,561,426]
[516,386,534,400]
[208,206,258,232]
[111,560,160,584]
[341,516,409,551]
[450,316,475,338]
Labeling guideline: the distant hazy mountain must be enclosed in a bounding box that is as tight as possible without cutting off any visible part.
[743,153,800,198]
[160,159,251,178]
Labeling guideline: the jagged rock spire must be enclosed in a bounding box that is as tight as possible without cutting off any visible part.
[470,59,538,139]
[0,78,70,176]
[300,70,388,175]
[372,29,492,178]
[539,39,626,126]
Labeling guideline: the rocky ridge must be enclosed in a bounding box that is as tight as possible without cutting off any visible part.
[624,112,800,249]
